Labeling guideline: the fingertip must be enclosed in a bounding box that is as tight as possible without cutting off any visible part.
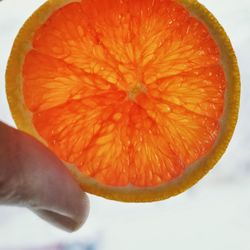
[32,193,89,232]
[32,209,81,232]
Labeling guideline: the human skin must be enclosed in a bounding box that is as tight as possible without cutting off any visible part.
[0,121,89,232]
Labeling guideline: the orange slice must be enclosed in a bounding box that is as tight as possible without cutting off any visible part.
[6,0,240,202]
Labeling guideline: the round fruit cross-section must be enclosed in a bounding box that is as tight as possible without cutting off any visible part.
[6,0,240,202]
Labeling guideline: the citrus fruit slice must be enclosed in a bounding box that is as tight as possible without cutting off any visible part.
[6,0,240,202]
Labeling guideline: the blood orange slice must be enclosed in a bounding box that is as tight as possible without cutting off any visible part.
[6,0,240,201]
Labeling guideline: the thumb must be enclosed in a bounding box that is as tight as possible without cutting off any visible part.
[0,122,89,232]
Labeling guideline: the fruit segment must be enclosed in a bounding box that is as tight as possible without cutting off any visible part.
[23,0,226,187]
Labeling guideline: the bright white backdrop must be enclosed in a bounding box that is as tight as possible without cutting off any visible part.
[0,1,250,250]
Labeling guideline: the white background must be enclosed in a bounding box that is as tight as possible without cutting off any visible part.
[0,1,250,249]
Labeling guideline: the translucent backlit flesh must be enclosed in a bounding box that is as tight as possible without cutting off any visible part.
[23,0,226,187]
